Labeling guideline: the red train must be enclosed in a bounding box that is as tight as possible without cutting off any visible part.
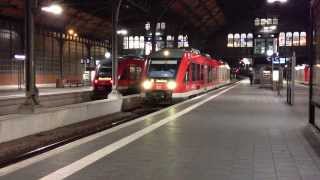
[93,56,146,97]
[141,48,230,102]
[295,65,310,84]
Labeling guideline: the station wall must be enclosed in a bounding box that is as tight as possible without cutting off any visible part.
[0,18,109,87]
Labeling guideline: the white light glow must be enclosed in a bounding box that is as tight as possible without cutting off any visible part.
[117,29,128,35]
[142,80,153,90]
[267,50,274,57]
[41,4,63,15]
[163,50,170,57]
[167,81,177,90]
[14,54,26,60]
[267,0,288,4]
[105,52,111,59]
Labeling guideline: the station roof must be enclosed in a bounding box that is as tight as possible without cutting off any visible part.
[0,0,309,42]
[0,0,225,39]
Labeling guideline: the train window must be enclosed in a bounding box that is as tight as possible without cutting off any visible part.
[120,68,129,80]
[185,67,189,83]
[136,67,142,80]
[200,65,204,81]
[192,63,197,81]
[196,64,201,81]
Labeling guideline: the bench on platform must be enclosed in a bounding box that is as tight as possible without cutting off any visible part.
[64,79,84,87]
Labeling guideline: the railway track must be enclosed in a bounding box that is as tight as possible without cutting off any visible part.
[0,105,168,168]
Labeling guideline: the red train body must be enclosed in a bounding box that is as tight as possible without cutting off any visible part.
[141,48,230,101]
[93,56,145,97]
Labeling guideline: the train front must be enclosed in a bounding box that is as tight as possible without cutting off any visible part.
[142,49,184,102]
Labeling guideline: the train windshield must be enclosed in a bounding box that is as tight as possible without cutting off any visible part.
[148,59,179,78]
[98,66,112,77]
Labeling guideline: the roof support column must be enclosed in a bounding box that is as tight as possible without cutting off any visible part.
[20,0,39,112]
[151,20,157,53]
[108,0,122,99]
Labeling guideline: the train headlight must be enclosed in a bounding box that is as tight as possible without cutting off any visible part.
[167,81,177,90]
[142,80,153,90]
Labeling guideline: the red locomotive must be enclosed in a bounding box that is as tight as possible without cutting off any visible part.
[141,48,230,102]
[93,56,146,97]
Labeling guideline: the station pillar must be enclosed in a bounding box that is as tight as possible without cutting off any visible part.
[20,0,39,112]
[108,0,122,100]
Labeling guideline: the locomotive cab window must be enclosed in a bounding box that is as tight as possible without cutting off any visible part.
[148,59,179,79]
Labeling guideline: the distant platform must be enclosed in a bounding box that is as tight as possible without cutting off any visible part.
[1,81,320,180]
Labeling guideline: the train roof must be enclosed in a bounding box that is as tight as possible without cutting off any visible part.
[149,48,202,59]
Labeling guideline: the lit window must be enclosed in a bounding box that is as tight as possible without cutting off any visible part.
[300,32,306,46]
[279,32,285,47]
[161,22,166,30]
[234,33,240,47]
[267,18,273,25]
[139,36,144,48]
[241,33,247,47]
[286,32,293,46]
[261,19,267,26]
[145,42,152,55]
[129,36,134,49]
[134,36,140,49]
[273,18,279,25]
[227,34,234,47]
[123,36,129,49]
[247,33,253,47]
[167,35,172,41]
[184,35,189,47]
[293,32,300,46]
[145,22,150,31]
[178,35,184,48]
[254,18,260,26]
[156,23,161,30]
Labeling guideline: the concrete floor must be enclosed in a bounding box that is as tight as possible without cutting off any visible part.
[1,80,320,180]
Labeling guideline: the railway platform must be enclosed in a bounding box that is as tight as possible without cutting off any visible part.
[1,80,320,180]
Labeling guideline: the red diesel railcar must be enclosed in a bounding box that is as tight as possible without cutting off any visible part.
[141,48,230,102]
[93,56,146,97]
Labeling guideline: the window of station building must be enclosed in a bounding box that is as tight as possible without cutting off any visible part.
[261,18,267,26]
[247,33,253,47]
[240,33,247,47]
[286,32,293,46]
[123,36,129,49]
[227,34,234,47]
[145,22,151,31]
[139,36,144,48]
[178,35,189,48]
[254,18,260,26]
[293,32,300,46]
[300,32,307,46]
[129,36,134,49]
[145,42,152,55]
[267,18,273,25]
[234,33,240,47]
[133,36,140,49]
[279,32,286,47]
[254,39,266,55]
[273,18,279,25]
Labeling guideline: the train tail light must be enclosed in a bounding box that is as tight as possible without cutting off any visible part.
[167,81,177,90]
[94,79,99,84]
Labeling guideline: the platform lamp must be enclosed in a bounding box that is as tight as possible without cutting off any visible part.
[20,0,63,112]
